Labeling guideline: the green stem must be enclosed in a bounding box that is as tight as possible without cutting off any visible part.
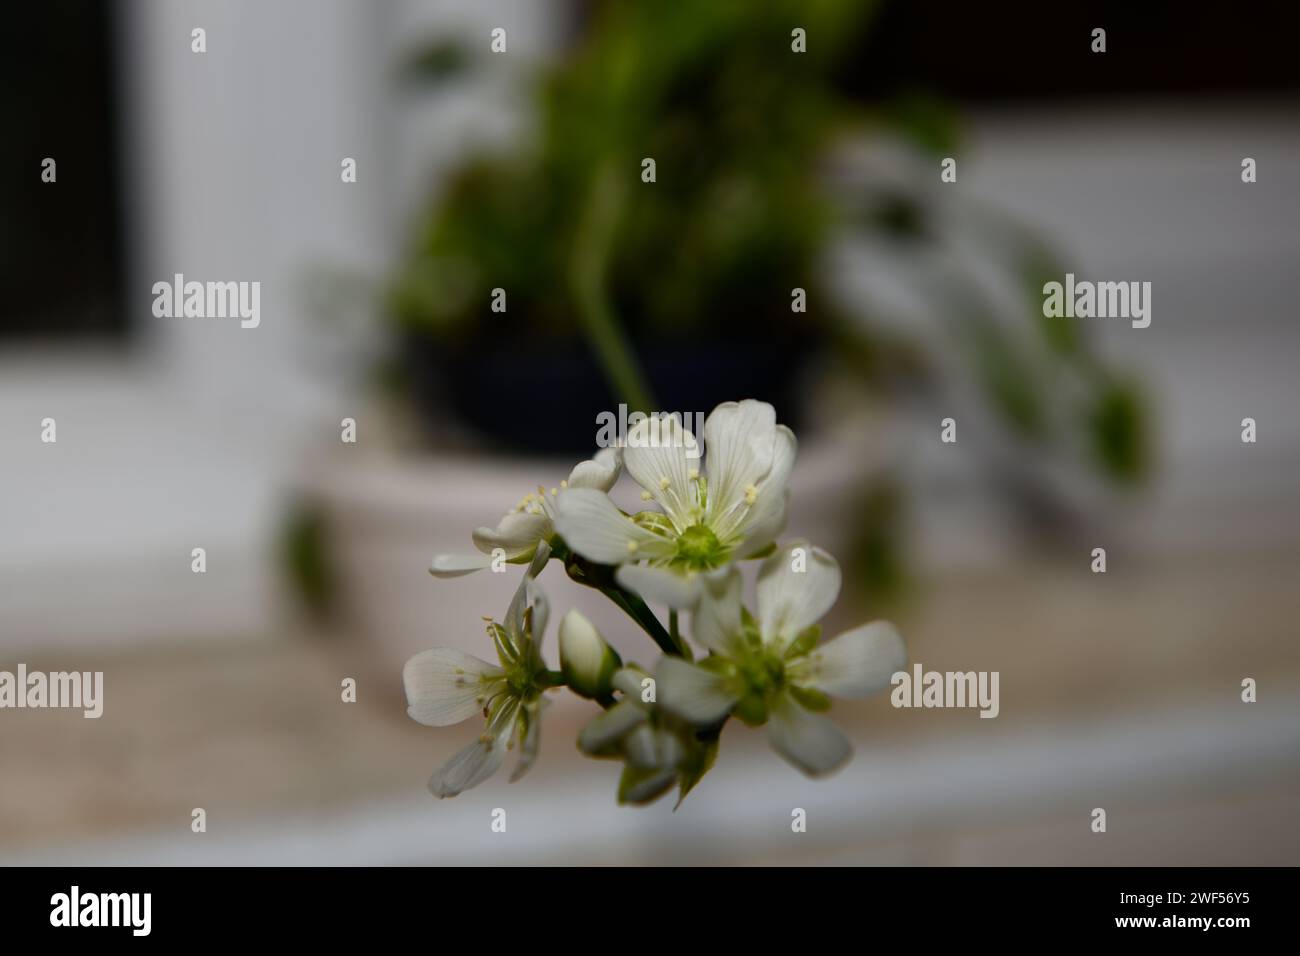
[557,541,685,658]
[600,583,679,658]
[571,162,655,413]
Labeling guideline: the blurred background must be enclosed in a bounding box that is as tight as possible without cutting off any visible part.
[2,0,1298,864]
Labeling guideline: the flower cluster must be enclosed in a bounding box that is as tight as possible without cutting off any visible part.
[404,399,906,805]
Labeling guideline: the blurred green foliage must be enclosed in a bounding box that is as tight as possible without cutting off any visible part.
[387,0,1149,602]
[279,502,338,622]
[392,0,878,346]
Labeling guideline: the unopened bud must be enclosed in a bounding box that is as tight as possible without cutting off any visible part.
[559,609,621,699]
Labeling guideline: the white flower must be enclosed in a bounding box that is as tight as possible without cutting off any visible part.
[404,546,555,797]
[655,541,906,777]
[553,400,795,608]
[430,448,620,577]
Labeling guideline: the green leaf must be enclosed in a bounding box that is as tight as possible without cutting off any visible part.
[886,91,962,157]
[973,321,1045,441]
[733,692,768,727]
[278,501,336,619]
[398,41,474,86]
[1087,378,1148,484]
[1024,250,1080,357]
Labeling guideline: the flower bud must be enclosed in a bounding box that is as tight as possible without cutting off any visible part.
[559,609,622,699]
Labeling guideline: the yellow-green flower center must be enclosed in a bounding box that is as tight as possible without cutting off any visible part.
[675,523,724,570]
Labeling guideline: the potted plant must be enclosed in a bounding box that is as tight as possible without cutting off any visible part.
[291,0,1146,684]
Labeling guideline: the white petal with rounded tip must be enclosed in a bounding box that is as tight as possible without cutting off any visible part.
[429,552,493,578]
[623,414,700,528]
[567,447,622,492]
[735,424,797,556]
[615,562,702,609]
[427,730,509,798]
[804,621,906,699]
[703,400,778,522]
[430,697,520,798]
[656,657,737,724]
[553,488,664,564]
[472,511,551,558]
[624,723,660,769]
[403,648,503,727]
[690,567,744,655]
[654,728,683,769]
[611,665,651,699]
[757,540,841,646]
[578,700,647,753]
[767,694,852,777]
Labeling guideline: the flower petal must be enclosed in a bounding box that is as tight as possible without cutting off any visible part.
[703,400,778,527]
[623,414,701,528]
[428,732,508,798]
[553,487,664,564]
[735,424,797,557]
[620,765,679,805]
[757,539,841,647]
[611,665,651,699]
[403,648,503,727]
[472,511,552,558]
[656,657,737,724]
[566,447,622,492]
[803,621,906,699]
[690,566,744,655]
[654,727,683,770]
[504,573,550,655]
[615,563,702,609]
[509,699,545,783]
[624,723,660,769]
[429,552,493,578]
[767,694,852,777]
[428,696,520,798]
[578,699,647,753]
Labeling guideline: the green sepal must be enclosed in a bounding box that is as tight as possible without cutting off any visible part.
[617,764,676,805]
[675,732,720,809]
[785,625,821,659]
[562,642,622,699]
[788,684,832,713]
[696,654,734,677]
[733,691,768,726]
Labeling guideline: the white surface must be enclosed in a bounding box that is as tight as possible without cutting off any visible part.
[6,691,1297,865]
